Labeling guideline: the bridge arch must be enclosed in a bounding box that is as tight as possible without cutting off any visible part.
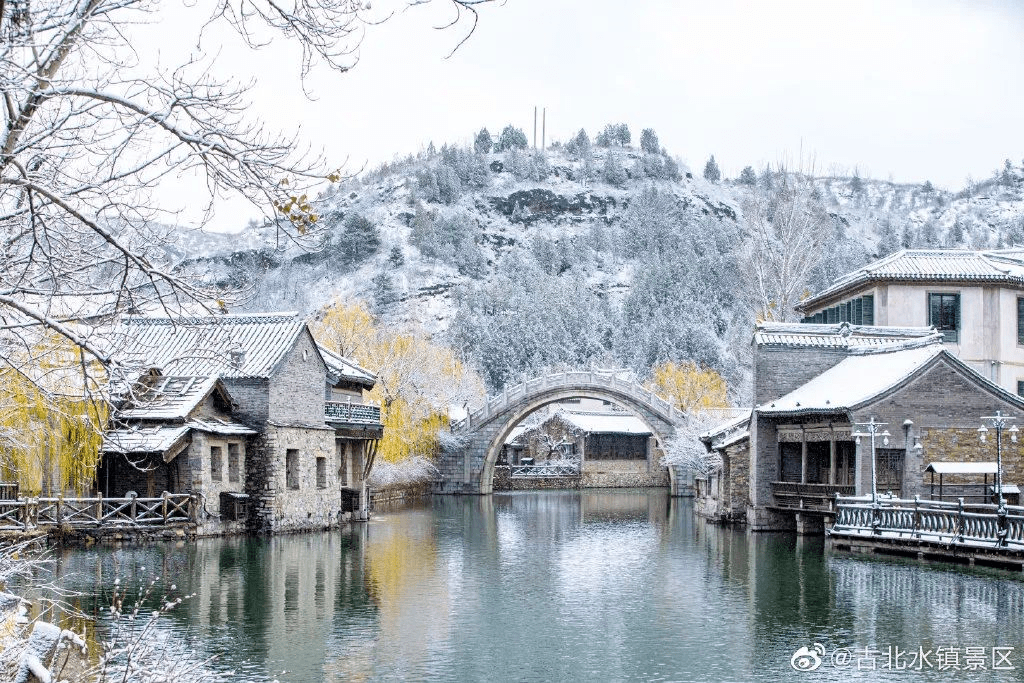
[436,371,684,494]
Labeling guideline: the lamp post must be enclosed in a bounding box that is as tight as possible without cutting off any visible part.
[852,417,891,506]
[978,410,1018,510]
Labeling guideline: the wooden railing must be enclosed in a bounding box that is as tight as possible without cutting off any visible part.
[325,401,382,425]
[830,495,1024,549]
[0,493,197,531]
[511,464,581,478]
[772,482,855,512]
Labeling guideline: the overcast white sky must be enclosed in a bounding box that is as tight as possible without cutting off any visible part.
[144,0,1024,231]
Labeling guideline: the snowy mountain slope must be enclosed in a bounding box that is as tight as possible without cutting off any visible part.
[166,142,1024,392]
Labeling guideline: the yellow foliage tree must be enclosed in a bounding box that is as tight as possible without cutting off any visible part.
[646,360,729,413]
[314,300,483,463]
[0,339,107,495]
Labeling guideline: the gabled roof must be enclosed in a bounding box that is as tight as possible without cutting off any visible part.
[113,313,309,379]
[759,345,945,416]
[318,344,376,389]
[116,375,230,421]
[102,419,257,459]
[755,322,941,351]
[559,410,652,435]
[797,249,1024,312]
[700,412,752,450]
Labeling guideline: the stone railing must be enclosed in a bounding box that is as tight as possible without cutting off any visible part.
[511,464,581,478]
[772,482,855,512]
[0,493,197,531]
[452,370,680,431]
[325,400,382,425]
[830,495,1024,549]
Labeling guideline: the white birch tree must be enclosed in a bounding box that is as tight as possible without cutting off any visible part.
[0,0,493,384]
[740,166,829,322]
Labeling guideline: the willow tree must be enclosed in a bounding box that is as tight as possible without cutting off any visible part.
[314,300,483,465]
[0,0,494,490]
[0,339,106,494]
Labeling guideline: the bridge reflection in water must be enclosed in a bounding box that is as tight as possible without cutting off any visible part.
[37,490,1024,682]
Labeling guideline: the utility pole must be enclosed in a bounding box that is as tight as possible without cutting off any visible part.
[542,108,546,151]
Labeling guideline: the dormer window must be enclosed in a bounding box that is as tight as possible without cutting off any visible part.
[928,293,960,343]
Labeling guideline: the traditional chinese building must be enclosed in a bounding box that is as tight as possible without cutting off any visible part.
[101,312,383,535]
[796,249,1024,395]
[699,322,1024,532]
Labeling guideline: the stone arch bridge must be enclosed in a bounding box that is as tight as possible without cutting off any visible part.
[435,371,685,494]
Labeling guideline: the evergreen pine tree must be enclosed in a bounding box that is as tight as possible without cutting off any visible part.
[388,246,405,267]
[474,128,492,154]
[603,152,627,187]
[640,128,659,155]
[497,125,528,151]
[703,155,721,183]
[738,166,757,186]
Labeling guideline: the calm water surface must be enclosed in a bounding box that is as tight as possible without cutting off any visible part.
[41,490,1024,682]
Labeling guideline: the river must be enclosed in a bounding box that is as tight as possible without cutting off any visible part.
[36,489,1024,682]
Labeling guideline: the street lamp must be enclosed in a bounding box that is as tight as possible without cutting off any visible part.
[852,417,891,506]
[979,410,1018,509]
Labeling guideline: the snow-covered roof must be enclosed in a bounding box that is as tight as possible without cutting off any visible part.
[318,344,376,388]
[504,424,529,445]
[113,313,309,379]
[798,249,1024,312]
[926,462,998,475]
[755,322,942,351]
[558,411,652,435]
[102,419,256,458]
[102,425,191,455]
[759,345,944,416]
[701,412,752,449]
[116,375,226,421]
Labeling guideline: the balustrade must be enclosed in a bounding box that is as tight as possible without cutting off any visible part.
[831,494,1024,550]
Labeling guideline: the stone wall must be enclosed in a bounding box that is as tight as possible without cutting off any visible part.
[581,459,668,488]
[221,377,270,426]
[263,424,339,533]
[268,330,327,425]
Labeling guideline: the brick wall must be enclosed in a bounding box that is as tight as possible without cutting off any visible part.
[754,346,847,405]
[222,377,270,426]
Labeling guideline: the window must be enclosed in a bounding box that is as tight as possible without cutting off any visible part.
[928,293,960,343]
[1018,380,1024,398]
[1018,297,1024,345]
[316,456,327,489]
[210,446,222,482]
[286,449,299,490]
[228,443,240,483]
[802,294,873,326]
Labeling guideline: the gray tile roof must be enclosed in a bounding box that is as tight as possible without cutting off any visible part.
[102,425,191,455]
[798,249,1024,312]
[319,344,376,388]
[113,313,307,379]
[116,375,223,421]
[755,322,942,351]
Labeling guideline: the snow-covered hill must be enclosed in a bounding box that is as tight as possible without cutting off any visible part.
[168,141,1024,394]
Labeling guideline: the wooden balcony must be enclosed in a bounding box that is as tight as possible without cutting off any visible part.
[325,401,383,431]
[771,481,855,513]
